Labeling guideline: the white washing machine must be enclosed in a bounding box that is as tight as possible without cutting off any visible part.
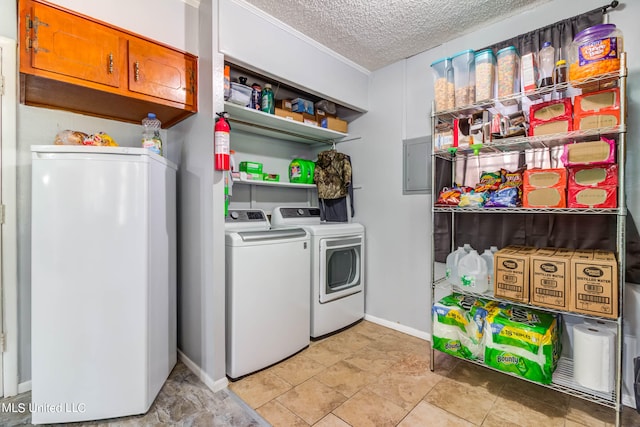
[225,209,310,379]
[271,207,365,338]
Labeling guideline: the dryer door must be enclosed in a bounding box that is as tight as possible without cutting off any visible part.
[319,235,363,303]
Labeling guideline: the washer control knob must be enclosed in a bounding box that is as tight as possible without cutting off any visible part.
[230,211,239,220]
[297,208,304,216]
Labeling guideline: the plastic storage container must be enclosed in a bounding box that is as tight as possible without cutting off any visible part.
[229,82,252,106]
[141,113,162,156]
[474,49,495,102]
[569,24,623,82]
[430,57,454,111]
[497,46,520,101]
[452,50,475,107]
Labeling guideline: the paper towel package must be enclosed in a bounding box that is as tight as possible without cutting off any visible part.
[432,294,492,360]
[484,304,561,384]
[573,323,616,392]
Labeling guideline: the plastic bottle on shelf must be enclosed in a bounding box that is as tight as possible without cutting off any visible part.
[480,248,496,286]
[554,59,568,97]
[463,243,473,253]
[457,249,489,293]
[261,83,275,114]
[445,247,466,286]
[539,42,555,88]
[141,113,163,156]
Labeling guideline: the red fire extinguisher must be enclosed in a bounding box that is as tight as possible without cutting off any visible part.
[214,112,230,170]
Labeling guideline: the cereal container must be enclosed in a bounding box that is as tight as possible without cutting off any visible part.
[475,49,495,102]
[497,46,520,101]
[569,24,623,82]
[430,57,454,111]
[452,49,475,107]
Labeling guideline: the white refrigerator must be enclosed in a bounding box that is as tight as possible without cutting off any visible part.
[31,145,177,424]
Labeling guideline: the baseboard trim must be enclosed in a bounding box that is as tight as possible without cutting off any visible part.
[364,314,431,341]
[17,380,31,394]
[178,350,228,392]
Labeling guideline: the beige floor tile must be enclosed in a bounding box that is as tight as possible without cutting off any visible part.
[499,375,569,411]
[333,389,408,427]
[367,370,443,410]
[314,360,378,398]
[256,400,309,427]
[387,352,432,376]
[350,320,393,341]
[564,397,616,426]
[445,362,511,395]
[424,377,498,425]
[397,400,474,427]
[430,350,461,375]
[228,370,292,409]
[269,353,327,386]
[489,389,566,427]
[481,412,526,427]
[323,329,374,354]
[313,413,352,427]
[304,339,353,367]
[343,346,402,376]
[277,378,347,425]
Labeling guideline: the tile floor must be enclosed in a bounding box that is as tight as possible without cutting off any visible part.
[0,362,269,427]
[2,320,640,426]
[229,320,640,427]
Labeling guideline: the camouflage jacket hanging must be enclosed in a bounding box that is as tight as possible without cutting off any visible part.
[314,150,351,199]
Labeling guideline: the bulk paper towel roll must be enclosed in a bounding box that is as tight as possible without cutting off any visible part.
[573,323,616,393]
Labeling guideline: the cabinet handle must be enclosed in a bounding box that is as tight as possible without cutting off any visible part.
[108,53,114,74]
[134,61,140,82]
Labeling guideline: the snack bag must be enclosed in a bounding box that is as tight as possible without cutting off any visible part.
[54,130,88,145]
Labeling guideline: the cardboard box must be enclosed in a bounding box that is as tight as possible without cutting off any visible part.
[530,249,571,310]
[574,111,620,131]
[562,139,615,166]
[291,98,314,115]
[276,99,293,111]
[568,185,617,208]
[494,247,531,303]
[302,112,318,126]
[568,164,618,188]
[274,107,303,122]
[523,168,567,189]
[571,251,618,318]
[574,88,620,116]
[321,116,348,133]
[523,187,566,208]
[529,119,572,136]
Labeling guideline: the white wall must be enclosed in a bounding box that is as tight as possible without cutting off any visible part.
[355,0,640,335]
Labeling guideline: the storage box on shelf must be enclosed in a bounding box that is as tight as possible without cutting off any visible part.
[429,53,627,423]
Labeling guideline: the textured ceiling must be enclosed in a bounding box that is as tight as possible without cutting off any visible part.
[243,0,552,71]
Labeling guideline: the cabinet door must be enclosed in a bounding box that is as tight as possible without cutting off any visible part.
[24,1,121,87]
[128,38,196,108]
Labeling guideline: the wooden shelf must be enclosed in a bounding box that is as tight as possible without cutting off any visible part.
[224,101,347,144]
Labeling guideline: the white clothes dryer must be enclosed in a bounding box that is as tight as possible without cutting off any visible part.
[271,207,365,338]
[225,209,310,379]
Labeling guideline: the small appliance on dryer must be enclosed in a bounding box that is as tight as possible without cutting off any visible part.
[271,207,365,338]
[225,209,310,379]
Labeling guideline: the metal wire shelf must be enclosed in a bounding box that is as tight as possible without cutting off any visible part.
[432,206,625,215]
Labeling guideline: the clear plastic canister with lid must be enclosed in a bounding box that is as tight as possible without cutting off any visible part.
[451,49,475,107]
[430,57,454,111]
[474,49,495,102]
[569,23,623,82]
[497,46,520,101]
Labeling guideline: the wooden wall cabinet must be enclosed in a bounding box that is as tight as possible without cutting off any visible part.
[18,0,198,128]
